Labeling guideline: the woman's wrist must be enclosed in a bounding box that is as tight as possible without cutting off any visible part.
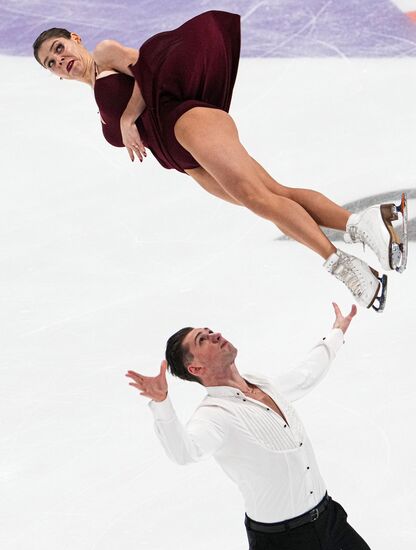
[120,113,136,125]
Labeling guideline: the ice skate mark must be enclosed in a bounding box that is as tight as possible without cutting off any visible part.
[241,1,269,22]
[367,30,416,49]
[313,40,349,59]
[261,0,333,57]
[277,188,415,241]
[397,44,416,56]
[17,297,135,337]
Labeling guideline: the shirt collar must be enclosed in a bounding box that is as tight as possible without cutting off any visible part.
[205,373,270,397]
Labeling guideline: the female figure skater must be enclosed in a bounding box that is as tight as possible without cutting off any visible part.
[33,11,407,311]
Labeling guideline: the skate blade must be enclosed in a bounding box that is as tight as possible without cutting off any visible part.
[395,192,408,273]
[380,192,408,273]
[369,273,388,313]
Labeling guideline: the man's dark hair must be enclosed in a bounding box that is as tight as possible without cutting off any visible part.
[33,28,72,65]
[165,327,203,385]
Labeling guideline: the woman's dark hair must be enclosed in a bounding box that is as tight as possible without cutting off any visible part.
[33,28,72,65]
[165,327,202,385]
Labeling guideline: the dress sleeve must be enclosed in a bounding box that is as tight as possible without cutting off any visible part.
[275,328,345,402]
[148,397,228,465]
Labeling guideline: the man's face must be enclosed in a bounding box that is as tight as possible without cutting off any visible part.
[182,328,237,377]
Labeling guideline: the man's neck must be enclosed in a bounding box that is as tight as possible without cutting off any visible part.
[203,364,252,392]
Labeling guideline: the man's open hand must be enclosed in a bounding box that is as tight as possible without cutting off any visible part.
[126,360,168,402]
[332,302,357,334]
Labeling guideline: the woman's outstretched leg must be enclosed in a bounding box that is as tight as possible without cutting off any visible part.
[177,108,335,260]
[186,164,349,233]
[186,155,405,281]
[175,106,387,311]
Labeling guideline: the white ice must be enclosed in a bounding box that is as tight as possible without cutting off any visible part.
[0,54,415,549]
[391,0,416,12]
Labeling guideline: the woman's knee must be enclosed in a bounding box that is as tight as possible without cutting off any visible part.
[249,157,292,199]
[288,187,324,203]
[229,181,284,218]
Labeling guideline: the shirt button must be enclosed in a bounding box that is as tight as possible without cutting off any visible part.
[310,491,313,494]
[243,398,246,402]
[283,424,287,428]
[236,392,240,396]
[299,442,303,447]
[307,466,310,470]
[266,407,270,411]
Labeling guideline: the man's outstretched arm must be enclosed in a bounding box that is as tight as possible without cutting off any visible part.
[276,303,357,402]
[126,361,227,465]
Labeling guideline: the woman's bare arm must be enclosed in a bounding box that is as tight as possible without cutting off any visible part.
[93,40,147,161]
[93,39,139,75]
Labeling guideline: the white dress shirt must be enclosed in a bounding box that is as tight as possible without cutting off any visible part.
[149,328,344,523]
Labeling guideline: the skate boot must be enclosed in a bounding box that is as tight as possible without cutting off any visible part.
[324,249,388,312]
[344,193,408,273]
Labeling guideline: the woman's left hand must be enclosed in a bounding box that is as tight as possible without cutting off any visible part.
[120,118,147,162]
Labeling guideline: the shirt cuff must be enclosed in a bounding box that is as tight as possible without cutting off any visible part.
[148,395,176,421]
[322,328,344,353]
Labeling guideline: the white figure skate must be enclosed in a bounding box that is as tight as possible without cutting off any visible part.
[344,193,408,273]
[324,249,388,312]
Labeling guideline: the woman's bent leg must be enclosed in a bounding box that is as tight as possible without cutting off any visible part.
[175,107,336,259]
[250,158,351,230]
[185,166,242,205]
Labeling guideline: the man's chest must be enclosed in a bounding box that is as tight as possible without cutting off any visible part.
[250,390,289,425]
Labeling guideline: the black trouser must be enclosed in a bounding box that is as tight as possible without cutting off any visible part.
[245,498,371,549]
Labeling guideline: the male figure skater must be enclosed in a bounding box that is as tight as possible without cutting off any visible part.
[126,303,371,549]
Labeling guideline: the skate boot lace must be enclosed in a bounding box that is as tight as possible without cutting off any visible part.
[332,254,366,298]
[349,225,378,255]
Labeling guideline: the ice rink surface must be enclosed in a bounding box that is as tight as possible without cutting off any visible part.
[1,3,416,550]
[3,0,416,56]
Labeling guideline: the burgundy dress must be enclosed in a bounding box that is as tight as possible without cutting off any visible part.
[94,10,241,173]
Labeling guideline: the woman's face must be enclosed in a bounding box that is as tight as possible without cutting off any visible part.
[37,33,90,81]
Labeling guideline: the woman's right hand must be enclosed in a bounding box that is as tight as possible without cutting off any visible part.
[126,360,168,402]
[120,117,147,163]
